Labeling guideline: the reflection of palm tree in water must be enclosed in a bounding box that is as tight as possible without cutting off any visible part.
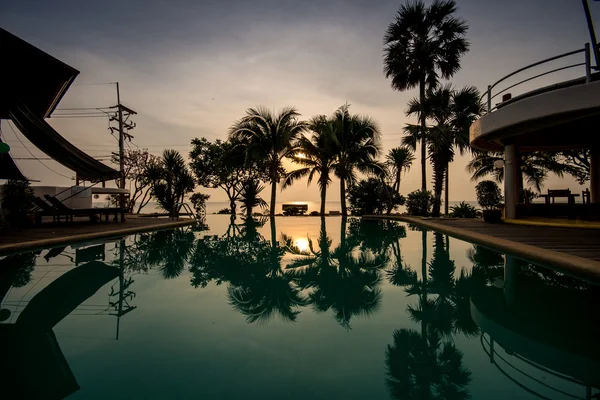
[142,228,195,279]
[288,217,387,329]
[386,231,472,399]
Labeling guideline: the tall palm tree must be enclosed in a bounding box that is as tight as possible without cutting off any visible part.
[229,106,307,216]
[386,146,415,193]
[330,104,383,216]
[405,85,481,217]
[283,115,337,215]
[384,0,469,191]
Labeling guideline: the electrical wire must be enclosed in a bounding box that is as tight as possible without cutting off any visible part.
[5,120,74,180]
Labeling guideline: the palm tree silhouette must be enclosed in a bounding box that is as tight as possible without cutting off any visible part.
[229,106,307,216]
[143,228,195,279]
[283,115,338,216]
[383,0,469,191]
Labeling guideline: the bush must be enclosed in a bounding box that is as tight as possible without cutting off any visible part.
[475,180,502,210]
[520,188,538,204]
[309,211,320,216]
[405,189,433,217]
[217,208,231,214]
[348,178,405,216]
[449,201,480,218]
[1,180,35,227]
[190,192,210,215]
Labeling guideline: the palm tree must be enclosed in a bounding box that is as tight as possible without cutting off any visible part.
[229,106,307,216]
[386,146,415,193]
[147,149,195,218]
[404,85,481,217]
[330,104,383,216]
[239,178,267,218]
[467,151,566,194]
[144,228,195,279]
[283,115,337,215]
[384,0,469,191]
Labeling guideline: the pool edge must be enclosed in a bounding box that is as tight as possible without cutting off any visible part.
[0,219,197,256]
[364,215,600,283]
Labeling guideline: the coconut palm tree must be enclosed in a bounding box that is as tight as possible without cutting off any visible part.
[239,178,267,218]
[283,115,337,215]
[229,106,307,216]
[386,146,415,193]
[330,104,383,216]
[384,0,469,191]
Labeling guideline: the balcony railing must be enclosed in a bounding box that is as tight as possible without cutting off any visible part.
[481,43,596,114]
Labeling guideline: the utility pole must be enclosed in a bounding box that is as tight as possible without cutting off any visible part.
[116,83,125,210]
[582,0,600,69]
[111,83,136,215]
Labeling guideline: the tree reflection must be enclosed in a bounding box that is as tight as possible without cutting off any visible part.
[386,231,473,399]
[288,217,387,329]
[140,228,195,279]
[190,217,307,323]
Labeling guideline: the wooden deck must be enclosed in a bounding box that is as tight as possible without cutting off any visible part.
[0,215,197,255]
[365,216,600,282]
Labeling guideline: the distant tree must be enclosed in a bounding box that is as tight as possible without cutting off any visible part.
[330,104,383,216]
[189,192,210,216]
[147,150,195,217]
[110,149,160,213]
[386,146,415,193]
[284,115,338,216]
[384,0,469,191]
[190,137,266,216]
[229,106,307,216]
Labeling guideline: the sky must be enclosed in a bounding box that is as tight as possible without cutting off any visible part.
[1,0,598,205]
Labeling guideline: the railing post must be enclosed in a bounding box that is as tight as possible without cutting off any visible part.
[487,85,492,113]
[585,42,592,83]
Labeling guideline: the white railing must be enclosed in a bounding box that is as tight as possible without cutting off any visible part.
[481,43,595,114]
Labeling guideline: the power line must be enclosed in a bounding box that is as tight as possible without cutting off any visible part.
[5,121,74,180]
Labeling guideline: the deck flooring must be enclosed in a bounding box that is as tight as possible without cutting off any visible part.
[430,218,600,261]
[0,216,196,255]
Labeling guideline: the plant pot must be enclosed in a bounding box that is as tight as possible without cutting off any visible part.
[482,209,502,223]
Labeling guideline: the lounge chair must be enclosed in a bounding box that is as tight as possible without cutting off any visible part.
[33,197,70,224]
[44,195,125,222]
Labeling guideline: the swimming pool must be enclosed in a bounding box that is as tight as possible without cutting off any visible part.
[1,215,599,399]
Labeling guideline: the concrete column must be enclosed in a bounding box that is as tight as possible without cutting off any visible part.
[591,147,600,203]
[503,255,520,308]
[504,144,518,219]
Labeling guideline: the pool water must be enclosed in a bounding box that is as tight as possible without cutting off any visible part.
[1,215,599,400]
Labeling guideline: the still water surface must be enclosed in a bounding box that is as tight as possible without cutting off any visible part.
[1,215,599,399]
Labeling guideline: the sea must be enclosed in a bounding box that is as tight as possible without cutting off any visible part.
[96,200,479,215]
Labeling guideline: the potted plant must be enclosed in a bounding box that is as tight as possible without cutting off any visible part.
[475,180,503,223]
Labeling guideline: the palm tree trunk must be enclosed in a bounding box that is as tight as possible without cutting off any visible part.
[270,173,277,217]
[421,229,428,341]
[444,161,449,216]
[420,77,427,191]
[340,178,347,216]
[431,161,444,217]
[396,170,401,193]
[270,216,277,246]
[320,185,327,216]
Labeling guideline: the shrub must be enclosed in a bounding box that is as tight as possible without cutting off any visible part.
[1,179,35,227]
[190,192,210,215]
[217,208,231,214]
[405,189,433,217]
[348,178,405,216]
[475,180,502,210]
[449,201,480,218]
[309,211,320,216]
[520,188,538,204]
